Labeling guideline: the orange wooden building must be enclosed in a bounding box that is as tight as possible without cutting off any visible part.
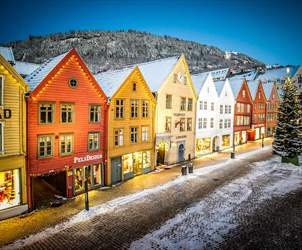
[25,49,107,208]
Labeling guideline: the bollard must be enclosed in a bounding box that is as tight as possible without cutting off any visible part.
[181,165,187,175]
[231,152,235,159]
[188,162,194,173]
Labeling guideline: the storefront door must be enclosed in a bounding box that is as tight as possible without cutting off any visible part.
[157,142,166,165]
[111,157,122,185]
[178,144,185,162]
[212,136,219,152]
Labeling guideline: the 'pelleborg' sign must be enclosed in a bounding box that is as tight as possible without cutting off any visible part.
[74,154,102,164]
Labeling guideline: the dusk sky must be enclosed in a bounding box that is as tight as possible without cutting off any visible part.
[1,0,301,65]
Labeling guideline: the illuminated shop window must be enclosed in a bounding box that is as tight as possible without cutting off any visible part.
[0,169,20,210]
[123,153,133,174]
[222,135,230,147]
[196,138,211,154]
[61,103,74,123]
[39,103,54,124]
[93,164,102,186]
[142,151,151,169]
[88,132,100,151]
[74,168,84,193]
[90,105,101,122]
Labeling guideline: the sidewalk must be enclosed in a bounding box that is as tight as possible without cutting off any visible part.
[0,138,273,246]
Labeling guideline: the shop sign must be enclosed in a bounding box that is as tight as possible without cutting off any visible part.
[176,135,187,139]
[0,109,12,119]
[74,154,102,164]
[174,113,185,117]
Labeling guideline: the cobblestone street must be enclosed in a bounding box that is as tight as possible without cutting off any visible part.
[2,143,275,249]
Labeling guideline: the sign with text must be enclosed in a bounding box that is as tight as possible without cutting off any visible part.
[74,154,102,164]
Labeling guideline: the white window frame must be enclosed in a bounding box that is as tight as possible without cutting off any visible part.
[142,126,149,142]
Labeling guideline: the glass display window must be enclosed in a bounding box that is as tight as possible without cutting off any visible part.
[74,168,84,193]
[196,138,211,154]
[222,135,231,147]
[142,151,151,169]
[92,164,102,186]
[133,152,143,175]
[122,154,133,174]
[0,169,20,210]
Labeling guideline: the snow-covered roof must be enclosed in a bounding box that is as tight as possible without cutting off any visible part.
[191,72,209,94]
[14,61,40,77]
[256,66,299,83]
[202,68,229,80]
[94,56,179,97]
[0,47,15,65]
[246,80,259,100]
[214,80,225,96]
[25,51,69,91]
[230,70,258,81]
[261,81,274,99]
[228,78,244,98]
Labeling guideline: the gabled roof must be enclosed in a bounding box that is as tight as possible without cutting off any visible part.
[228,78,244,98]
[261,81,274,100]
[14,61,40,77]
[25,52,69,91]
[246,80,259,100]
[191,72,209,94]
[256,66,299,82]
[0,47,15,65]
[94,56,178,97]
[214,80,225,96]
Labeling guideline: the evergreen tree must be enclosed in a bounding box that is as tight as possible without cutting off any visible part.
[273,78,302,165]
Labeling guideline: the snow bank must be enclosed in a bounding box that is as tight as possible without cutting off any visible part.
[130,156,302,250]
[5,146,272,249]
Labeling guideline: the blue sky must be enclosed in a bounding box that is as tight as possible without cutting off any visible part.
[0,0,301,65]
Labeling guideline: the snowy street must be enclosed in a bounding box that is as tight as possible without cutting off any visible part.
[3,147,302,250]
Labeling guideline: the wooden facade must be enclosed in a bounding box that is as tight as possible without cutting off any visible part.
[26,49,107,207]
[0,54,29,219]
[265,83,280,136]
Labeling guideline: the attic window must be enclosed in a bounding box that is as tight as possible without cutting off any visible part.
[133,82,137,91]
[242,90,246,97]
[69,79,78,88]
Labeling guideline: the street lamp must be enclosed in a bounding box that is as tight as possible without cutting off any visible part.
[84,167,89,211]
[261,133,264,148]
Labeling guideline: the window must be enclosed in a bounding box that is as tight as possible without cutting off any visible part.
[224,105,228,114]
[60,134,73,155]
[69,79,78,88]
[298,75,302,84]
[180,118,186,131]
[224,119,228,128]
[115,99,124,119]
[142,127,149,142]
[198,118,202,129]
[0,123,3,152]
[173,73,177,83]
[166,95,172,109]
[211,102,214,111]
[210,118,214,128]
[199,101,203,110]
[130,127,138,143]
[38,135,53,158]
[0,75,3,106]
[187,118,192,131]
[60,104,73,123]
[180,97,186,111]
[131,99,139,118]
[88,132,100,151]
[114,128,123,146]
[165,117,172,132]
[132,82,137,91]
[219,119,223,129]
[183,75,187,85]
[227,119,231,128]
[220,105,223,114]
[39,103,54,124]
[187,98,193,111]
[203,118,207,128]
[142,100,149,118]
[90,105,101,122]
[242,90,246,97]
[204,101,208,110]
[247,104,251,112]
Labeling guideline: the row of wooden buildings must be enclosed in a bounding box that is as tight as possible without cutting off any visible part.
[0,47,297,219]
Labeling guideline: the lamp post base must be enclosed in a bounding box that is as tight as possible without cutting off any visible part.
[231,152,235,159]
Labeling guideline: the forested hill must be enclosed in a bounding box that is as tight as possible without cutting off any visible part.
[4,30,264,74]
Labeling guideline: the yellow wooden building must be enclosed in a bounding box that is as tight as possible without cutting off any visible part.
[0,48,29,219]
[95,66,156,185]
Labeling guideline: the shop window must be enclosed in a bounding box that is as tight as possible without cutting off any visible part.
[210,118,214,128]
[123,153,134,174]
[61,103,74,123]
[0,123,3,152]
[0,75,3,106]
[90,105,101,122]
[198,118,202,129]
[187,98,193,111]
[115,99,124,119]
[211,102,214,111]
[93,164,102,186]
[180,97,186,111]
[60,134,73,155]
[166,95,172,109]
[165,116,172,132]
[220,105,223,114]
[142,127,149,142]
[74,168,84,193]
[131,100,139,118]
[39,103,54,124]
[0,169,20,210]
[199,101,203,110]
[88,132,100,151]
[180,118,186,131]
[187,118,192,131]
[130,127,138,143]
[196,138,211,154]
[222,135,230,147]
[38,135,53,158]
[142,100,149,118]
[114,128,123,146]
[142,151,151,169]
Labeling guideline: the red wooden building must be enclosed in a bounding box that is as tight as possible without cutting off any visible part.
[230,79,253,145]
[263,82,280,136]
[25,49,107,208]
[247,80,267,140]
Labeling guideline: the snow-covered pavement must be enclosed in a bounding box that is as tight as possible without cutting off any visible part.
[130,156,302,250]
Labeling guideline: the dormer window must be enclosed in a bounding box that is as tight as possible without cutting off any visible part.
[69,78,78,88]
[132,82,137,91]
